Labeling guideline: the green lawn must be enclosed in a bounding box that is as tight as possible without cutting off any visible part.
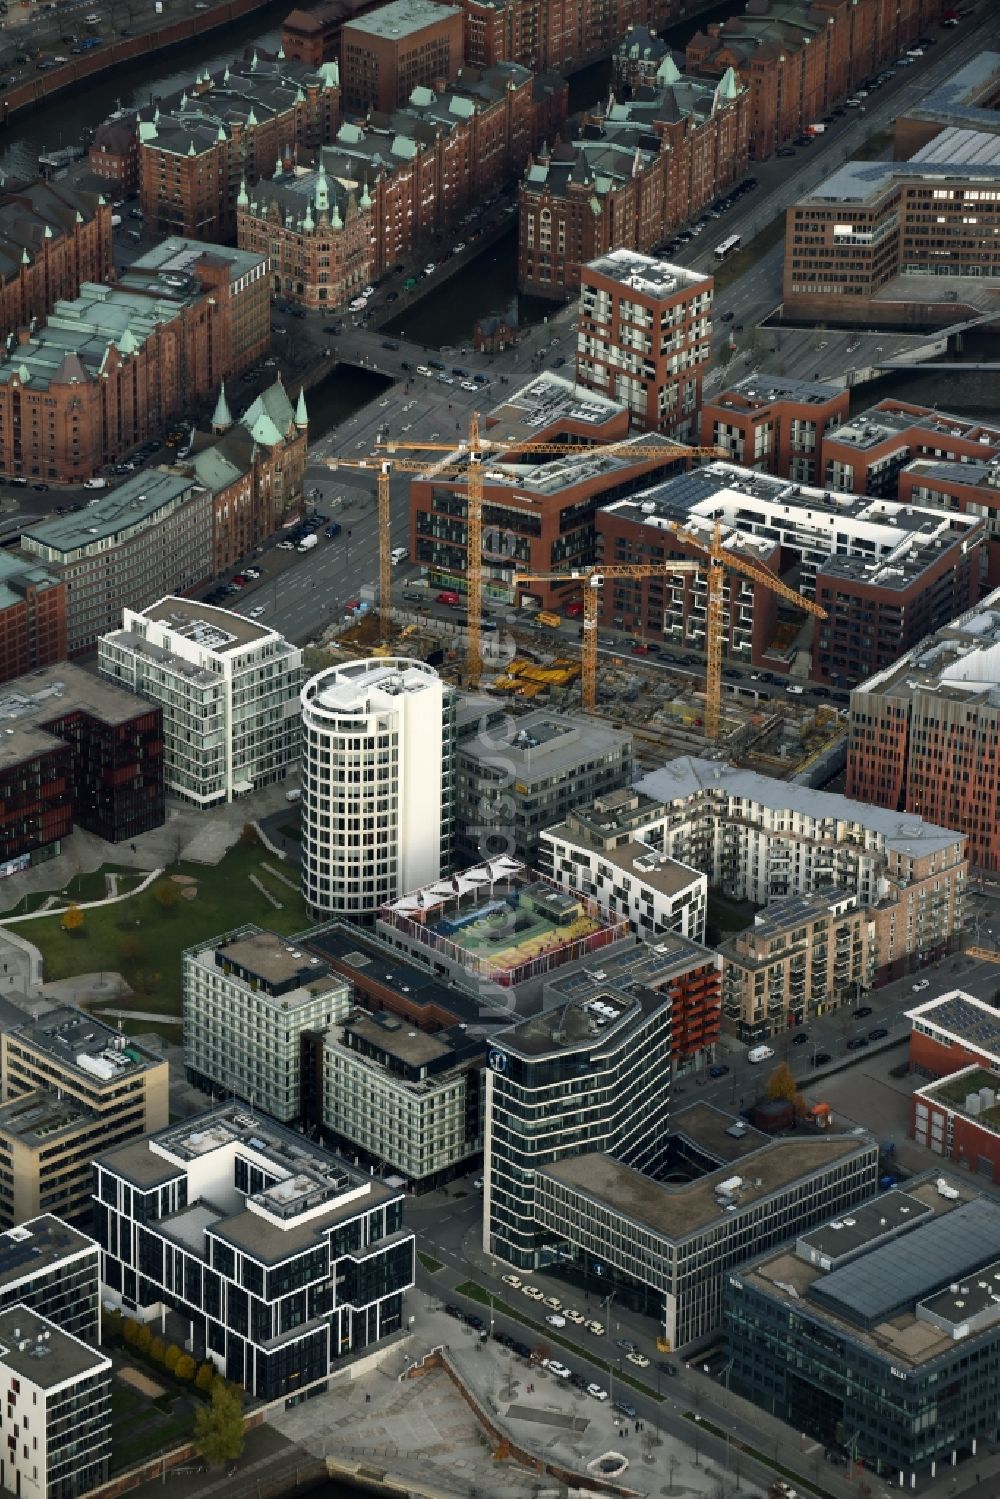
[22,841,311,1015]
[711,214,787,293]
[418,1250,444,1273]
[110,1383,193,1473]
[683,1412,829,1498]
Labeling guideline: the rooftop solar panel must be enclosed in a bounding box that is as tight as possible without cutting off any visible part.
[809,1199,1000,1329]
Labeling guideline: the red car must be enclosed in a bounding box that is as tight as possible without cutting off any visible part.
[231,576,247,587]
[564,601,584,618]
[632,643,650,655]
[436,590,461,606]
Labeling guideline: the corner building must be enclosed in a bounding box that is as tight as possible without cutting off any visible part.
[484,987,672,1268]
[94,1105,414,1400]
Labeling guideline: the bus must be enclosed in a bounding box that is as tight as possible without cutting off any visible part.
[714,234,742,261]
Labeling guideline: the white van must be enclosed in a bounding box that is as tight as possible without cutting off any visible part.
[787,684,804,695]
[391,546,408,566]
[748,1045,774,1064]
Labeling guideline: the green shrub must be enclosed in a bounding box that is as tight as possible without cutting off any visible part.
[175,1354,196,1382]
[195,1362,216,1392]
[163,1344,182,1374]
[134,1324,153,1355]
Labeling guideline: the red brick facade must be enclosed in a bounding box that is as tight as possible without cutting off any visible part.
[88,113,140,195]
[137,54,341,243]
[282,0,384,65]
[700,379,849,484]
[452,0,716,73]
[341,1,464,114]
[0,183,112,345]
[686,0,942,160]
[0,563,67,686]
[519,71,748,299]
[576,253,713,437]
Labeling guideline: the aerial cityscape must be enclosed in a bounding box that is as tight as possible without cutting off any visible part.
[0,0,992,1496]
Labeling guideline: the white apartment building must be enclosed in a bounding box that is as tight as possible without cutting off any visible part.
[183,925,351,1122]
[98,596,303,806]
[0,1305,111,1499]
[322,1013,484,1189]
[541,797,706,943]
[301,658,455,918]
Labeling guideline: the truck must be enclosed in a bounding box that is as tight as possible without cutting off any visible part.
[536,611,562,629]
[297,533,318,552]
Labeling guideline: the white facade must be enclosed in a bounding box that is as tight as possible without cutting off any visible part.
[0,1307,111,1499]
[541,829,707,943]
[301,658,453,917]
[98,596,303,805]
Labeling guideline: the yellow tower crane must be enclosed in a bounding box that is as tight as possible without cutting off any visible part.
[374,419,725,686]
[514,564,702,712]
[514,525,827,740]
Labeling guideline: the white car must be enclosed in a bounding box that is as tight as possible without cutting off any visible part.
[461,380,478,391]
[626,1352,650,1369]
[391,546,408,565]
[912,978,930,992]
[542,1360,571,1379]
[522,1286,544,1301]
[277,540,295,550]
[452,242,466,253]
[565,1309,586,1325]
[587,1320,605,1336]
[587,1384,609,1401]
[542,1296,561,1311]
[416,365,433,377]
[424,263,436,275]
[501,1273,521,1289]
[248,606,265,619]
[545,1313,566,1328]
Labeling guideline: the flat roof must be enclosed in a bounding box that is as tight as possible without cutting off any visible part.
[0,663,158,769]
[344,1011,452,1067]
[798,127,1000,205]
[544,931,716,1006]
[11,1005,163,1085]
[206,927,337,996]
[638,756,963,859]
[0,1305,108,1390]
[344,0,459,36]
[0,1217,97,1292]
[852,585,1000,705]
[907,991,1000,1063]
[135,596,280,652]
[458,709,630,779]
[0,1090,89,1147]
[21,471,196,558]
[128,237,265,286]
[917,1066,1000,1130]
[902,51,1000,130]
[797,1189,933,1266]
[0,552,62,611]
[584,249,710,297]
[305,657,439,715]
[540,1126,869,1239]
[497,988,638,1059]
[809,1198,1000,1329]
[706,374,842,410]
[598,842,703,899]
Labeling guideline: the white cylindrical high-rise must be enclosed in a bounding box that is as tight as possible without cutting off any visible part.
[300,657,452,918]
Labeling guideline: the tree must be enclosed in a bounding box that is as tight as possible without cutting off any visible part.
[134,1324,153,1356]
[150,1336,166,1365]
[238,823,260,848]
[122,1317,139,1345]
[103,1309,122,1343]
[163,1343,182,1374]
[765,1062,796,1103]
[195,1362,216,1393]
[193,1381,245,1466]
[61,902,84,934]
[175,1354,197,1382]
[153,881,180,914]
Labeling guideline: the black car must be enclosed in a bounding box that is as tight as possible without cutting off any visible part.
[570,1372,589,1390]
[444,1304,463,1319]
[553,356,566,367]
[847,1036,870,1050]
[792,1032,809,1045]
[513,1341,531,1358]
[720,310,735,323]
[323,325,340,335]
[290,308,306,319]
[466,1314,484,1331]
[813,1051,831,1066]
[385,291,399,302]
[614,1401,637,1420]
[856,1005,874,1018]
[382,339,400,350]
[708,1064,729,1078]
[657,1360,677,1375]
[869,1027,889,1040]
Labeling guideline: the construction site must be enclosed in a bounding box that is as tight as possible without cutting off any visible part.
[318,393,848,784]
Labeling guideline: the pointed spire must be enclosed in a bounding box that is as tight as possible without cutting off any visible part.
[303,201,315,232]
[277,44,285,60]
[118,327,138,356]
[237,176,249,209]
[295,387,308,428]
[154,104,160,122]
[188,141,197,156]
[212,381,233,432]
[247,106,258,127]
[20,248,29,266]
[75,210,84,224]
[217,124,227,143]
[181,89,188,107]
[43,224,53,239]
[656,53,681,85]
[330,197,342,230]
[296,86,305,103]
[250,49,258,71]
[223,65,230,83]
[359,180,371,209]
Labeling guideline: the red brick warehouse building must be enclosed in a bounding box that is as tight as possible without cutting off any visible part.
[340,0,464,114]
[0,555,66,687]
[446,0,721,73]
[0,240,269,483]
[137,51,341,242]
[907,993,1000,1187]
[0,181,111,344]
[518,63,747,299]
[282,0,385,66]
[685,0,942,160]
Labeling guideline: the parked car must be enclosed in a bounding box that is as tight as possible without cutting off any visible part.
[708,1064,729,1079]
[856,1005,874,1017]
[546,1314,566,1328]
[542,1360,571,1379]
[869,1027,889,1040]
[501,1273,521,1289]
[813,1052,831,1067]
[587,1384,609,1401]
[911,979,930,993]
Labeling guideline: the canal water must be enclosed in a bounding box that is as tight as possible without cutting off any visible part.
[306,364,393,442]
[0,7,283,180]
